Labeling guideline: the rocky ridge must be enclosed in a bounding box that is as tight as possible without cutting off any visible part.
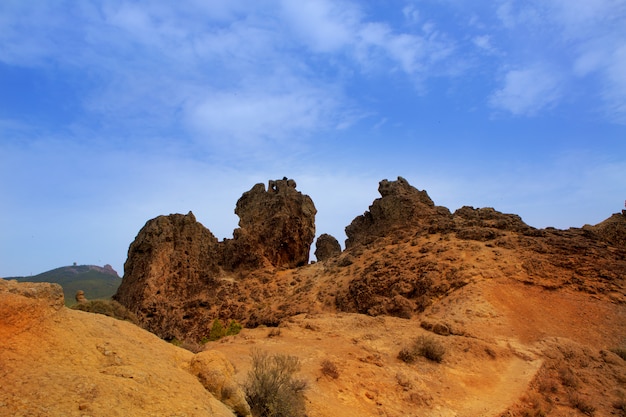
[114,176,626,343]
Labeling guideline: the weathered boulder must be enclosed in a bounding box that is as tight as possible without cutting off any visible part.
[315,233,342,261]
[114,211,222,339]
[189,350,251,416]
[75,290,87,304]
[223,178,316,269]
[345,176,452,248]
[0,280,65,337]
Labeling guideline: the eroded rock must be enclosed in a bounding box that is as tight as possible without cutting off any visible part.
[189,350,251,417]
[345,176,452,248]
[223,179,316,269]
[315,233,342,261]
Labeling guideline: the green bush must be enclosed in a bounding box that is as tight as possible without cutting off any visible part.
[209,318,226,341]
[226,319,243,336]
[244,350,308,417]
[205,319,243,342]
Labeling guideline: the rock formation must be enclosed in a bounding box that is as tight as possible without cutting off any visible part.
[337,177,626,318]
[345,176,453,248]
[114,211,223,339]
[115,175,626,342]
[314,233,342,261]
[75,290,87,304]
[114,179,316,340]
[222,178,316,270]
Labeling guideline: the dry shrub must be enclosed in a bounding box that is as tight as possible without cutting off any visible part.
[71,300,138,324]
[558,366,578,388]
[613,395,626,416]
[398,346,419,364]
[244,350,307,417]
[537,376,559,394]
[569,394,596,416]
[398,335,445,363]
[320,359,339,379]
[267,328,281,338]
[611,347,626,361]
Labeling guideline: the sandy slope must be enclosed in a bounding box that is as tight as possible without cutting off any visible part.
[0,280,237,417]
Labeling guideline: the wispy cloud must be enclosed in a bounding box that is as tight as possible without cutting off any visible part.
[489,65,563,116]
[490,0,626,122]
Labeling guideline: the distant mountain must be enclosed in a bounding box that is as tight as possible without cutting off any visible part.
[5,264,122,306]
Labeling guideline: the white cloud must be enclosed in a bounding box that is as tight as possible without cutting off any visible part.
[489,66,563,116]
[472,35,498,55]
[603,44,626,123]
[185,86,342,149]
[280,0,358,53]
[402,5,420,24]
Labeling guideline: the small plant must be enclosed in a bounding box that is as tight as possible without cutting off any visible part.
[611,347,626,361]
[267,328,281,338]
[244,350,307,417]
[558,366,578,388]
[209,318,226,341]
[398,346,419,364]
[570,394,595,416]
[205,319,243,342]
[399,335,446,363]
[226,319,243,336]
[320,359,339,379]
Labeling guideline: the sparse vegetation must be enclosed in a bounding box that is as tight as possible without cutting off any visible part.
[398,335,445,363]
[227,319,243,336]
[558,366,578,388]
[570,394,596,416]
[71,299,138,323]
[320,359,339,379]
[204,319,243,342]
[244,350,307,417]
[612,393,626,416]
[209,318,226,341]
[610,347,626,361]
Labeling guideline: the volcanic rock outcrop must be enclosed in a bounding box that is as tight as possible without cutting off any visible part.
[114,178,316,340]
[222,178,316,270]
[345,176,453,248]
[115,176,626,343]
[114,212,223,338]
[314,233,342,261]
[337,177,625,318]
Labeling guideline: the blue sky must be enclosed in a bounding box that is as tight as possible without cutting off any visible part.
[1,0,625,277]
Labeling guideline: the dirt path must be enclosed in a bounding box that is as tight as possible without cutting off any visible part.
[450,353,542,417]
